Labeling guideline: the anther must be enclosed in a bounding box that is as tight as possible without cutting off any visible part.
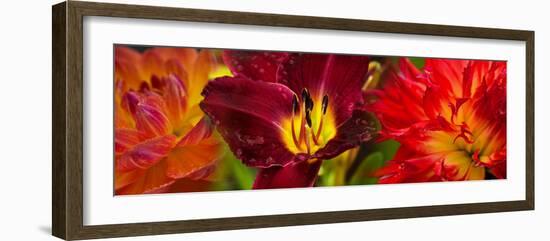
[322,94,329,114]
[301,88,314,112]
[305,110,312,128]
[306,96,314,111]
[301,88,309,102]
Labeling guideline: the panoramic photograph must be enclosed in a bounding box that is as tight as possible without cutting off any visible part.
[113,45,507,195]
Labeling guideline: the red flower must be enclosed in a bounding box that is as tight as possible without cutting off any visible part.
[200,51,377,189]
[367,58,506,183]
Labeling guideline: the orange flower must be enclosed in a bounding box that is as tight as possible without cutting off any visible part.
[367,58,506,183]
[114,46,222,194]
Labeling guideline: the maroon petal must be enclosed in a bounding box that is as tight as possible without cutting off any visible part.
[277,53,370,125]
[253,160,322,189]
[200,76,302,168]
[222,50,289,82]
[313,109,378,160]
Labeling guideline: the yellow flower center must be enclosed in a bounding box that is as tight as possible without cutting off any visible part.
[423,100,499,179]
[281,89,337,155]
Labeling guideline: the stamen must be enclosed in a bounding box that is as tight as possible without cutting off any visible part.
[292,94,300,115]
[306,107,320,146]
[301,88,314,112]
[301,88,309,103]
[291,95,300,149]
[304,126,311,154]
[306,96,314,112]
[298,91,307,146]
[322,94,329,115]
[314,94,329,142]
[293,89,330,152]
[311,130,320,146]
[297,88,312,148]
[305,110,312,128]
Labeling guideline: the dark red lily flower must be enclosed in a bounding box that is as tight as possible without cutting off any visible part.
[200,51,377,189]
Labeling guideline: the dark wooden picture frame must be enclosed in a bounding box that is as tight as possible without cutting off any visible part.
[52,1,534,240]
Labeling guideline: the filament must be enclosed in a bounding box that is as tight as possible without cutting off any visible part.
[291,95,301,149]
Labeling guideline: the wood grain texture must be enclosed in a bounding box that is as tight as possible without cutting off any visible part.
[52,2,67,239]
[525,32,535,209]
[51,1,535,240]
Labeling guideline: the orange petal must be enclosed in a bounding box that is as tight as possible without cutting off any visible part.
[114,128,143,154]
[177,117,214,146]
[164,59,189,87]
[165,137,221,179]
[442,151,476,180]
[187,50,215,106]
[464,162,485,180]
[163,75,188,128]
[115,169,145,190]
[115,46,144,91]
[149,47,199,69]
[114,104,135,129]
[116,160,175,195]
[116,134,177,171]
[135,95,173,137]
[141,49,166,80]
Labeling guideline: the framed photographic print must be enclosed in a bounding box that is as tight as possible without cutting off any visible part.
[52,1,534,240]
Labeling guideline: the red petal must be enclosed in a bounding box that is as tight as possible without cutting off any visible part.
[314,110,377,160]
[253,160,322,189]
[223,50,289,82]
[374,146,441,183]
[200,76,298,168]
[424,59,468,97]
[116,134,177,171]
[398,58,423,82]
[366,59,428,130]
[166,178,214,193]
[277,53,370,125]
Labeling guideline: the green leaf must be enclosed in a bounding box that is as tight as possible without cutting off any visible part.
[211,144,256,190]
[408,57,425,69]
[346,140,400,185]
[373,139,400,161]
[349,152,384,185]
